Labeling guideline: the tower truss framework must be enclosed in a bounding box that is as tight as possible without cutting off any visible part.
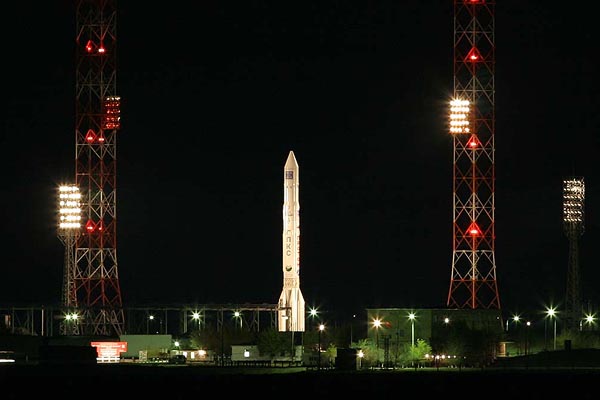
[447,0,500,309]
[563,177,584,331]
[72,0,124,336]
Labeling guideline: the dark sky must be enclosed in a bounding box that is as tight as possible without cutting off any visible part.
[2,1,599,322]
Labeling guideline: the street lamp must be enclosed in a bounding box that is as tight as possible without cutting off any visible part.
[234,311,243,330]
[582,313,595,331]
[318,324,325,370]
[147,314,154,334]
[408,312,416,347]
[545,306,557,350]
[308,308,318,330]
[525,321,531,355]
[373,318,382,367]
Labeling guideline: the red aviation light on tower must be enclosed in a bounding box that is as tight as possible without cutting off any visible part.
[86,129,96,142]
[467,222,481,237]
[449,99,470,134]
[85,220,96,232]
[466,47,483,62]
[468,136,479,148]
[85,40,94,53]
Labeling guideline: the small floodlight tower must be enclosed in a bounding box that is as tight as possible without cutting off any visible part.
[58,185,82,335]
[563,177,585,331]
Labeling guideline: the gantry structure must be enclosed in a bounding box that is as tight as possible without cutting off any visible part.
[71,0,124,336]
[447,0,501,310]
[563,177,585,331]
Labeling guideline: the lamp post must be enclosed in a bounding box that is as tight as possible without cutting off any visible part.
[192,311,201,331]
[318,324,325,370]
[546,306,557,351]
[583,313,595,331]
[234,311,243,330]
[373,318,381,367]
[525,321,531,355]
[408,312,416,347]
[147,314,154,334]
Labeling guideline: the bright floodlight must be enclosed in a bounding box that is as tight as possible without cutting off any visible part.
[318,324,325,331]
[546,307,557,318]
[449,99,470,134]
[563,178,584,225]
[373,318,382,329]
[58,185,81,230]
[408,312,416,321]
[513,315,520,323]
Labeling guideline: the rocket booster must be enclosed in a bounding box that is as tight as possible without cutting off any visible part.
[278,151,305,332]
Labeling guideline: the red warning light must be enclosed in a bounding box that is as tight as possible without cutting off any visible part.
[467,222,481,236]
[85,40,94,53]
[98,46,106,54]
[466,47,482,62]
[85,129,96,142]
[468,138,478,148]
[85,220,95,232]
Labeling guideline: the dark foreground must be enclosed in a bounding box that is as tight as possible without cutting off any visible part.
[2,363,600,399]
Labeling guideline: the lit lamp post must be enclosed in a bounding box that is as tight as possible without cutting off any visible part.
[147,314,154,334]
[318,324,325,370]
[546,307,557,350]
[525,321,531,355]
[192,311,201,331]
[234,311,243,330]
[583,314,595,331]
[408,312,416,347]
[308,308,318,330]
[373,318,381,367]
[65,312,79,329]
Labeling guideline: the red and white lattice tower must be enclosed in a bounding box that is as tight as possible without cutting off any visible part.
[72,0,124,336]
[447,0,500,309]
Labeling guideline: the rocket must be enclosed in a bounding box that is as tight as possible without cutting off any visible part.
[278,150,305,332]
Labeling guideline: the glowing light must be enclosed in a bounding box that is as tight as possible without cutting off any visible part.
[466,48,482,62]
[86,129,96,142]
[563,178,584,224]
[58,186,81,230]
[85,40,94,53]
[449,99,470,134]
[468,223,481,236]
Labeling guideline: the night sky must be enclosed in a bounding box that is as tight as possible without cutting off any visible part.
[2,1,599,322]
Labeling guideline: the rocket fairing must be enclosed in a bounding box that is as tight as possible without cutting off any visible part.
[278,151,305,332]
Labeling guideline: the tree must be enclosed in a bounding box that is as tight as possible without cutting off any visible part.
[256,328,291,358]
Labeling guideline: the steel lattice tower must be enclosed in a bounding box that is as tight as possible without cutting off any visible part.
[447,0,500,309]
[72,0,124,336]
[563,178,584,331]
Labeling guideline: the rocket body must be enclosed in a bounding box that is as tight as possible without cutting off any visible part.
[278,151,305,332]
